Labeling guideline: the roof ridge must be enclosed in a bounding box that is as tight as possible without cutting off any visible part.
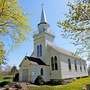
[26,56,47,65]
[47,41,82,60]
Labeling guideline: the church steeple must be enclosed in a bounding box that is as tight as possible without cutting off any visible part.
[33,6,55,59]
[40,6,47,23]
[38,5,49,33]
[35,5,55,42]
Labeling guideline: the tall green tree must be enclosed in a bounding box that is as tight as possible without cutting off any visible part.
[58,0,90,57]
[0,0,30,64]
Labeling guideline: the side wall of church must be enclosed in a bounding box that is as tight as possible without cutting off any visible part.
[47,45,88,80]
[47,45,62,80]
[58,53,88,79]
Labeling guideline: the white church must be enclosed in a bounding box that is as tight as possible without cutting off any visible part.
[19,7,88,83]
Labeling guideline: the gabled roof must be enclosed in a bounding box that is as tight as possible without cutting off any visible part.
[25,56,46,65]
[47,41,83,60]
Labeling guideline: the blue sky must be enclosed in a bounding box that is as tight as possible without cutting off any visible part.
[7,0,77,67]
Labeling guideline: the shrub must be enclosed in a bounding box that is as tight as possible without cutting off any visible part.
[77,77,80,79]
[34,75,45,85]
[46,79,63,85]
[13,73,19,82]
[3,76,12,80]
[0,81,10,87]
[86,84,90,90]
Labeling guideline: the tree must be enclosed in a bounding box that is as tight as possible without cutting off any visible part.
[0,0,30,64]
[0,42,5,64]
[58,0,90,58]
[10,66,18,75]
[34,75,45,85]
[2,65,11,75]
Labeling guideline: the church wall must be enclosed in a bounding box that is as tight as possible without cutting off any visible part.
[19,68,22,82]
[33,33,47,64]
[47,45,62,80]
[45,33,54,42]
[47,45,88,80]
[30,64,41,83]
[60,54,88,79]
[19,59,32,82]
[42,66,50,82]
[19,59,44,83]
[60,55,78,79]
[30,65,50,83]
[32,34,55,82]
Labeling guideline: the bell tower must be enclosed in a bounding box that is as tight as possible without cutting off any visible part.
[33,6,55,64]
[37,6,55,42]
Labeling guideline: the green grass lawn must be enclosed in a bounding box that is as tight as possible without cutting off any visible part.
[0,74,3,81]
[0,74,13,82]
[28,76,90,90]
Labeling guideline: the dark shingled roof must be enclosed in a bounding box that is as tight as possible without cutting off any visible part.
[25,56,46,65]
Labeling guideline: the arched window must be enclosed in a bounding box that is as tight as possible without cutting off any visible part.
[84,64,86,72]
[40,44,42,56]
[51,57,54,70]
[54,56,58,70]
[74,60,77,71]
[37,44,42,57]
[37,45,39,57]
[80,61,82,72]
[68,59,71,71]
[41,68,43,75]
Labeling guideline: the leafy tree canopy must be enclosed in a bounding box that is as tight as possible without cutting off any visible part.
[0,0,30,64]
[58,0,90,57]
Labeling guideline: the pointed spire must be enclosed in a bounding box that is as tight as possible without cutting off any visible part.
[40,4,47,23]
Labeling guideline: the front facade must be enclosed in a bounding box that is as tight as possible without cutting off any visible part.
[19,7,88,83]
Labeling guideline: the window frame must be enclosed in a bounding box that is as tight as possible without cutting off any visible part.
[74,60,77,71]
[54,56,58,70]
[40,44,42,57]
[68,59,72,71]
[51,57,54,70]
[41,68,43,75]
[84,64,86,72]
[80,61,82,72]
[37,44,42,57]
[37,45,39,57]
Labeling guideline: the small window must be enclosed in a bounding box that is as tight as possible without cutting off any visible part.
[55,56,58,70]
[68,59,71,71]
[84,64,86,72]
[37,44,42,57]
[51,57,54,70]
[40,44,42,56]
[80,62,82,72]
[37,45,39,57]
[74,60,77,71]
[41,68,43,75]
